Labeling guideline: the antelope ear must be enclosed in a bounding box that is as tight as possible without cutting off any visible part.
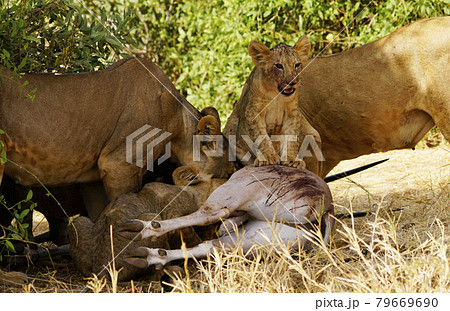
[197,115,221,135]
[173,166,201,186]
[294,36,310,62]
[248,40,272,68]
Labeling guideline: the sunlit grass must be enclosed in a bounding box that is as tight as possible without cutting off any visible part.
[1,146,448,293]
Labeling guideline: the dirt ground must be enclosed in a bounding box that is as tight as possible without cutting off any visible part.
[1,140,448,293]
[330,144,449,245]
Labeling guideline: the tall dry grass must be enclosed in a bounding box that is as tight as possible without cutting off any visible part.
[164,209,448,293]
[163,147,450,293]
[1,146,448,293]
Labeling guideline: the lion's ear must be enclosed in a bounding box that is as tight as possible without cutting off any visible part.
[294,36,310,61]
[197,113,222,151]
[200,107,221,129]
[249,40,272,68]
[197,115,221,135]
[173,166,201,186]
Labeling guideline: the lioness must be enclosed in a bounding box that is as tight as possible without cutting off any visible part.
[0,58,236,219]
[223,37,321,172]
[296,17,450,177]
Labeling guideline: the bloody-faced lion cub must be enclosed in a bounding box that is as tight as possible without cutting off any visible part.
[224,37,315,169]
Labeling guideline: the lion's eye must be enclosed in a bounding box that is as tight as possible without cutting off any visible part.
[295,62,301,68]
[275,63,283,69]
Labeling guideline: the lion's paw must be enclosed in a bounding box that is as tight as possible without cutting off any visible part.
[281,159,306,169]
[254,153,280,166]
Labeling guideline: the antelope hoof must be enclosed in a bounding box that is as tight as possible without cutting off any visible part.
[117,220,145,240]
[124,247,149,258]
[123,247,151,269]
[123,257,150,269]
[123,247,170,268]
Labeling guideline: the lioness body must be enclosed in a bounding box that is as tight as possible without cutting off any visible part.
[0,58,235,217]
[297,17,450,176]
[224,38,320,171]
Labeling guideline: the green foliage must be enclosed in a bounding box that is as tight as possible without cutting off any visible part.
[0,129,6,165]
[0,0,134,73]
[81,0,449,123]
[0,190,36,258]
[0,1,135,247]
[1,0,448,119]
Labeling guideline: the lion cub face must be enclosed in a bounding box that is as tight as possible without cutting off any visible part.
[248,37,310,96]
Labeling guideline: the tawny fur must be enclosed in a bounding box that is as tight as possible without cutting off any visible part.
[0,269,28,286]
[224,37,321,173]
[0,58,236,219]
[295,17,450,177]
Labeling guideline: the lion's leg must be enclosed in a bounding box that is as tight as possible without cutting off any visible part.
[296,115,327,174]
[244,118,280,166]
[301,136,321,175]
[321,160,341,179]
[426,66,450,144]
[80,181,109,221]
[432,108,450,144]
[97,149,144,201]
[279,108,304,168]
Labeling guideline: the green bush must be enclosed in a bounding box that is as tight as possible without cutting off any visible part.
[0,0,134,73]
[0,0,134,252]
[1,0,448,118]
[0,190,36,259]
[80,0,449,123]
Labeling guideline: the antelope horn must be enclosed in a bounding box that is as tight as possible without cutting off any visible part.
[324,158,389,183]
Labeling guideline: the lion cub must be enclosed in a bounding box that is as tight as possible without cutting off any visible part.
[224,37,311,168]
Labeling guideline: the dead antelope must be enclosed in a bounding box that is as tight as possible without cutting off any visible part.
[118,165,333,268]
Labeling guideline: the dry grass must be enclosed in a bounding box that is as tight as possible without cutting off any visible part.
[1,143,449,293]
[164,145,449,293]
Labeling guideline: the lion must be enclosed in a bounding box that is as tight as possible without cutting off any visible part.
[296,17,450,177]
[69,165,227,282]
[0,58,236,221]
[223,37,321,172]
